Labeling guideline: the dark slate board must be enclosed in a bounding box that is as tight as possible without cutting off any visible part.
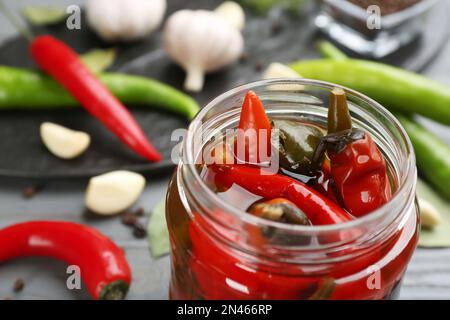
[0,0,448,178]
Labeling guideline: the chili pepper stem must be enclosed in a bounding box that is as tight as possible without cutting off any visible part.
[328,88,352,134]
[99,280,130,300]
[0,0,34,42]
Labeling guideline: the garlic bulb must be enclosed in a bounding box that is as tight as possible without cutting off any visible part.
[214,1,245,31]
[164,8,244,92]
[85,170,146,215]
[40,122,90,159]
[86,0,166,42]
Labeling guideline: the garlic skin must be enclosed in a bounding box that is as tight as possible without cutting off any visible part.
[40,122,90,159]
[214,1,245,31]
[164,9,244,92]
[85,171,146,215]
[86,0,166,42]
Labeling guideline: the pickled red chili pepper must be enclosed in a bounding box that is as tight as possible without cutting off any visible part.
[212,164,353,225]
[189,214,319,299]
[236,90,271,163]
[325,88,392,217]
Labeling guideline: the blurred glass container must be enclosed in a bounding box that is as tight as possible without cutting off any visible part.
[315,0,440,58]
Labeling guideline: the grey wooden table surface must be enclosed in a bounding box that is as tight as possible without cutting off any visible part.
[1,0,450,300]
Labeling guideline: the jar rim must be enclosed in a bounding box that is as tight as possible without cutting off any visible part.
[182,78,416,234]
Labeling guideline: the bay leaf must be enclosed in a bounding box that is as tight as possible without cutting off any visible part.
[80,48,117,73]
[22,6,66,26]
[417,179,450,248]
[147,198,170,258]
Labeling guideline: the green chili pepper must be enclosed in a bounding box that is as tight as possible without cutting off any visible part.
[289,59,450,125]
[396,114,450,200]
[0,65,199,120]
[317,41,348,61]
[272,119,324,174]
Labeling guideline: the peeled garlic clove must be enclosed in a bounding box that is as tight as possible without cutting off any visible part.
[214,1,245,31]
[419,198,441,229]
[263,62,302,79]
[263,63,304,91]
[40,122,90,159]
[85,171,146,215]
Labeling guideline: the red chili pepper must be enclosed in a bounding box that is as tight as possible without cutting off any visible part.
[328,133,392,217]
[0,221,131,300]
[236,90,271,163]
[325,88,392,217]
[30,35,161,162]
[212,164,353,225]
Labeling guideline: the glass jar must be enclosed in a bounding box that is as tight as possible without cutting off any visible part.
[315,0,439,58]
[166,79,419,300]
